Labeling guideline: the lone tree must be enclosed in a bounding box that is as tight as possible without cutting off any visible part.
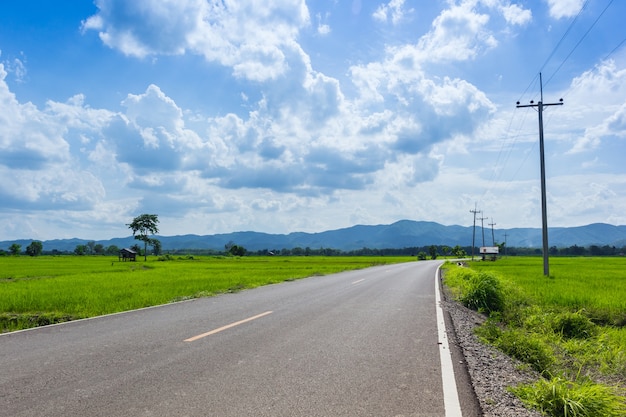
[127,214,159,261]
[26,241,43,256]
[9,243,21,256]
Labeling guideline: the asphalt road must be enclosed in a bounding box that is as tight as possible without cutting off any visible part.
[1,260,478,416]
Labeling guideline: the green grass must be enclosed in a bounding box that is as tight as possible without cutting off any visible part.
[443,257,626,417]
[512,376,626,417]
[469,257,626,326]
[0,255,412,332]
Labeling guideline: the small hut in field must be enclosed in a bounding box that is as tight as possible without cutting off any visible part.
[119,248,137,262]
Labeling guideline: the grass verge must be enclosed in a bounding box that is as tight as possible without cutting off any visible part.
[443,258,626,417]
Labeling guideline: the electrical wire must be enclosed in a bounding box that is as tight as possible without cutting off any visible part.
[477,0,622,217]
[544,0,616,89]
[539,0,590,75]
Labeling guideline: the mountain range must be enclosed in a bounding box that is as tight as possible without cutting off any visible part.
[3,221,626,253]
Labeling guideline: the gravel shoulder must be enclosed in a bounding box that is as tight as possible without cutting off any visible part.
[442,285,543,417]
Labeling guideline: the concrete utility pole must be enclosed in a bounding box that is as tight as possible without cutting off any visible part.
[503,232,508,257]
[478,216,487,248]
[470,204,481,261]
[516,73,563,276]
[488,219,496,246]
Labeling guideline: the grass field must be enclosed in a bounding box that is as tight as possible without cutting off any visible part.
[0,255,413,332]
[469,257,626,326]
[443,257,626,417]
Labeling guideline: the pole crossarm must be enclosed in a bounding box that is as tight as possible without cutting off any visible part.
[516,101,563,109]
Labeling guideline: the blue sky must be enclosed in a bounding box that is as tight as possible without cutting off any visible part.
[1,0,626,241]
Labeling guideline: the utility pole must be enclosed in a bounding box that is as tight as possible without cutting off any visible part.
[516,73,563,276]
[479,216,487,247]
[503,232,508,257]
[489,219,496,246]
[470,204,481,261]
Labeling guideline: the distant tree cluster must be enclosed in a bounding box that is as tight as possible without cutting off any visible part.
[9,243,22,256]
[25,241,43,256]
[506,244,624,257]
[244,244,468,258]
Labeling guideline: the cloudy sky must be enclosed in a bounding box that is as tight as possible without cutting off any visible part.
[1,0,625,241]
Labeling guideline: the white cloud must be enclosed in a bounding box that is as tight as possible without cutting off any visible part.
[564,60,626,153]
[0,50,28,83]
[500,3,532,25]
[316,12,331,35]
[416,2,497,62]
[122,84,183,131]
[82,0,311,82]
[0,65,112,212]
[545,0,584,19]
[0,66,69,169]
[373,0,413,25]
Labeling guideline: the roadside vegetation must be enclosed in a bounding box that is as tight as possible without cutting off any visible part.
[0,255,413,333]
[443,257,626,417]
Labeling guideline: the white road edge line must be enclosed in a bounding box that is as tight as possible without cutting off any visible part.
[435,264,463,417]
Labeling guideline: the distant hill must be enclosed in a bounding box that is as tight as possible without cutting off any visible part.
[2,221,626,252]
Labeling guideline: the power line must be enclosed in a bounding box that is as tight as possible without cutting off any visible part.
[602,36,626,62]
[539,0,591,75]
[544,0,616,89]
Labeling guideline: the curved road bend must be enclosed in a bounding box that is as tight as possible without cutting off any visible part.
[1,260,480,416]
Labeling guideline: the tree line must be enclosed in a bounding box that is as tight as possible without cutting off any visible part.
[3,212,626,259]
[4,241,626,258]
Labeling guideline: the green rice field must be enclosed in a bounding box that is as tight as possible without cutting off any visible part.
[469,256,626,325]
[0,255,413,332]
[444,256,626,416]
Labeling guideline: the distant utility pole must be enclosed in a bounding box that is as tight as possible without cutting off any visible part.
[516,73,563,276]
[470,204,481,261]
[503,232,508,257]
[489,219,496,246]
[478,216,487,247]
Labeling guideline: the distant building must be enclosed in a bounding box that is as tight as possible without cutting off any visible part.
[480,246,499,261]
[119,248,137,262]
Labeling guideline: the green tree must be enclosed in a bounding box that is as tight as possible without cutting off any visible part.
[86,241,96,255]
[25,241,43,256]
[105,245,120,256]
[74,244,87,255]
[94,244,105,255]
[452,245,467,258]
[9,243,21,256]
[130,243,142,256]
[428,245,438,260]
[151,238,162,256]
[229,244,246,257]
[127,214,159,261]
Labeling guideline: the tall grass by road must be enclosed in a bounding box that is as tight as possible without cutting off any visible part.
[0,255,412,332]
[443,257,626,417]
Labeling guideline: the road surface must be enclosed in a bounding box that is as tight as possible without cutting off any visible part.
[0,260,479,416]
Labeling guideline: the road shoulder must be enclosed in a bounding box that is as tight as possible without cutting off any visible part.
[440,275,543,417]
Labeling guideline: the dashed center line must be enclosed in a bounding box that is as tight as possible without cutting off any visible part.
[351,279,365,285]
[184,311,273,342]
